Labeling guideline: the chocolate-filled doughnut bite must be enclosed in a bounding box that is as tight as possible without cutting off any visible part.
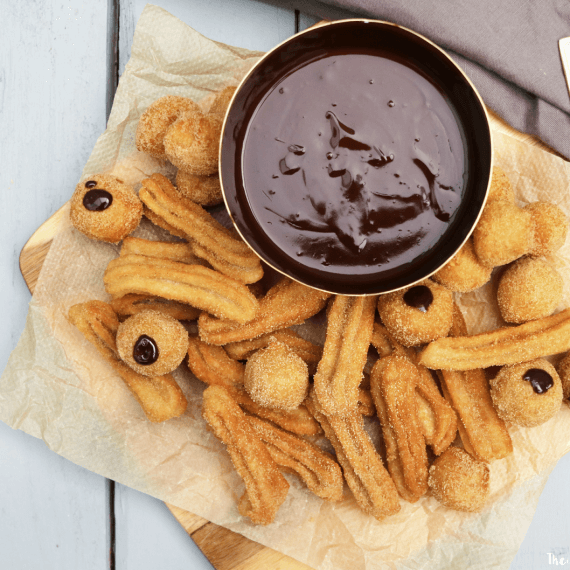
[377,279,454,347]
[489,359,563,427]
[70,175,142,243]
[116,310,189,377]
[497,257,563,324]
[136,95,200,159]
[428,447,490,512]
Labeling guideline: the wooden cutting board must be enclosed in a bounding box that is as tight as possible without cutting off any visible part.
[18,110,560,570]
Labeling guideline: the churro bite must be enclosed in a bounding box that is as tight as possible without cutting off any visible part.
[428,447,490,512]
[497,257,563,324]
[473,198,568,269]
[432,237,492,292]
[489,359,563,427]
[377,280,454,347]
[116,310,189,377]
[70,174,143,243]
[524,202,568,257]
[244,338,309,411]
[163,109,222,176]
[209,85,237,116]
[175,170,223,207]
[136,95,200,159]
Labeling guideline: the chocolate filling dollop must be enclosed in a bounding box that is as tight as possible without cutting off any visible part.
[83,189,113,212]
[523,368,554,394]
[403,285,433,313]
[133,335,159,365]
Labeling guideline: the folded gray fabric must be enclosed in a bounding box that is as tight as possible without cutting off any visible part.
[309,0,570,159]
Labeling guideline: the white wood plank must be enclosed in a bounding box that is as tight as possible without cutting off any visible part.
[115,484,214,570]
[118,0,296,77]
[0,421,109,569]
[0,1,111,568]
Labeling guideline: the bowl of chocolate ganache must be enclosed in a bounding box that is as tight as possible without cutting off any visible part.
[219,19,492,295]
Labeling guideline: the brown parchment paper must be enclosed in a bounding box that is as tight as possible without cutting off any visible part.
[2,5,570,570]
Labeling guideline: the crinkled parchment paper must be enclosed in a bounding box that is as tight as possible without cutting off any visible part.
[2,5,570,570]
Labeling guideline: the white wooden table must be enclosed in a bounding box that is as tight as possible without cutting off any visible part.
[1,1,569,568]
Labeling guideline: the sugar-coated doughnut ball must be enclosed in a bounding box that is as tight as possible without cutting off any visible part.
[244,338,309,411]
[163,110,222,176]
[487,166,515,203]
[377,279,454,347]
[428,447,490,512]
[175,170,223,207]
[497,257,563,323]
[433,238,492,292]
[70,174,142,243]
[209,86,237,116]
[136,95,200,159]
[526,202,568,257]
[489,359,562,427]
[116,310,189,377]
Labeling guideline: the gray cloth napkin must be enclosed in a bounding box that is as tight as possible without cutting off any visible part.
[310,0,570,159]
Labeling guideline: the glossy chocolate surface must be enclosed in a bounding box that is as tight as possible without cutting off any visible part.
[83,189,113,211]
[403,285,433,312]
[133,335,159,365]
[221,21,492,294]
[523,368,554,394]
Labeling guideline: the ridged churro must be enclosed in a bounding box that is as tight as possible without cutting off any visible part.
[248,415,343,502]
[139,173,263,284]
[120,236,202,265]
[313,295,377,416]
[307,393,401,520]
[198,277,330,345]
[370,355,428,502]
[68,301,187,423]
[110,294,201,322]
[186,335,320,435]
[202,386,289,525]
[104,254,259,324]
[419,308,570,371]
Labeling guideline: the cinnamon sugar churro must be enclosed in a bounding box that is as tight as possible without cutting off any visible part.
[198,277,330,345]
[68,301,187,423]
[104,254,259,324]
[202,386,289,525]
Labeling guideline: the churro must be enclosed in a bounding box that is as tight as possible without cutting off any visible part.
[110,294,201,322]
[248,415,343,502]
[198,277,330,345]
[139,173,263,284]
[313,295,377,416]
[120,236,202,265]
[419,307,570,371]
[68,301,187,423]
[104,254,259,324]
[186,336,320,435]
[202,385,289,525]
[224,328,322,372]
[435,305,513,462]
[370,355,428,502]
[307,393,401,520]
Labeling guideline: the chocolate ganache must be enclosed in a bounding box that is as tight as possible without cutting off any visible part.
[241,53,466,278]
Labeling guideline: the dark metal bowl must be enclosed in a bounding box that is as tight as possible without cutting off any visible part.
[220,19,492,295]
